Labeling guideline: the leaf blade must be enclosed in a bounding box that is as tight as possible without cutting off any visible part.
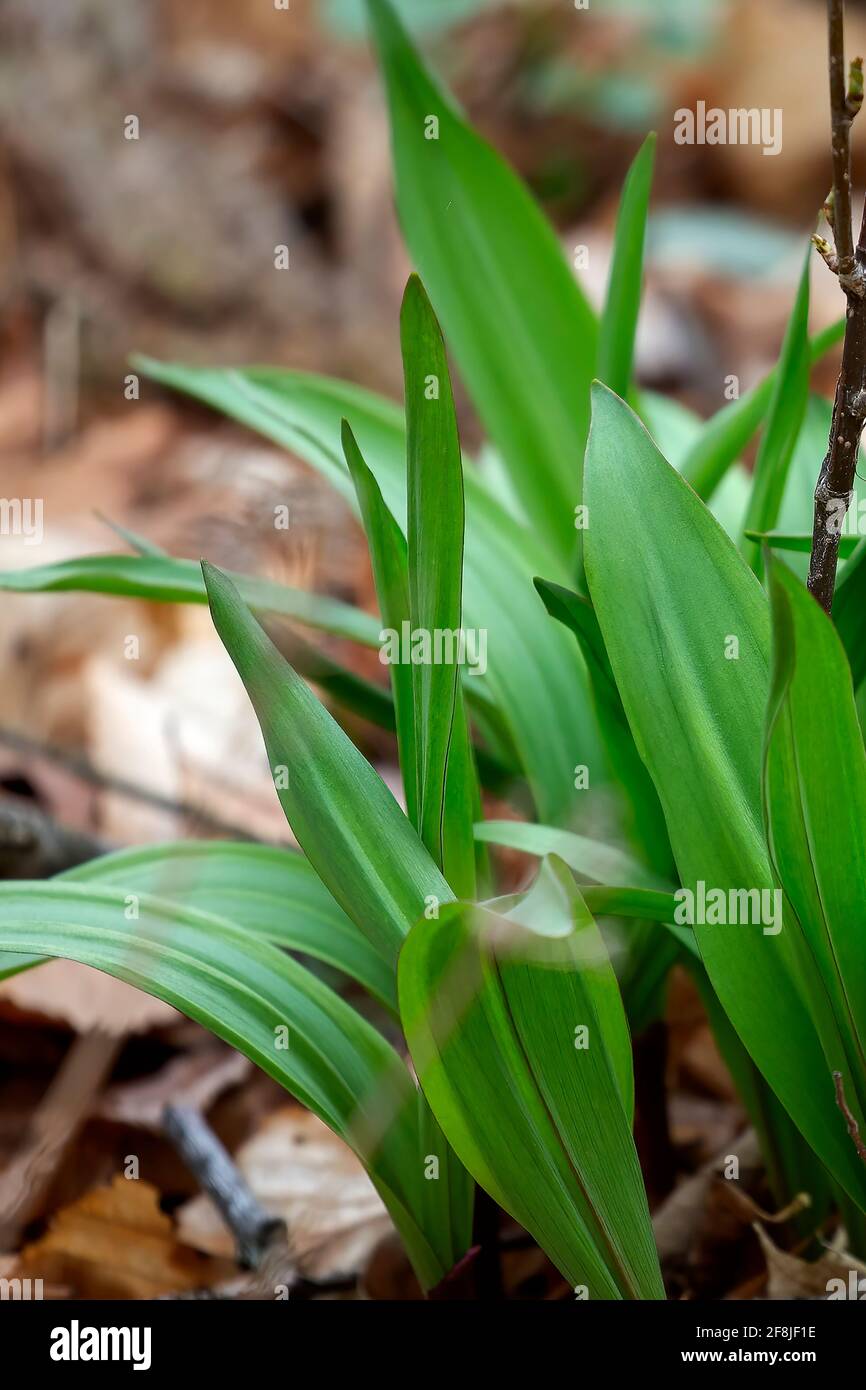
[597,133,656,400]
[367,0,597,559]
[399,857,663,1297]
[0,880,462,1287]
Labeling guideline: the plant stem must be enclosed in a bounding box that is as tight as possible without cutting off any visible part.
[833,1071,866,1165]
[808,1,866,614]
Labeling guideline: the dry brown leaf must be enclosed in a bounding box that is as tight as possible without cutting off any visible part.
[0,1252,67,1300]
[177,1107,393,1280]
[18,1174,234,1299]
[754,1223,866,1300]
[0,960,178,1035]
[653,1129,762,1268]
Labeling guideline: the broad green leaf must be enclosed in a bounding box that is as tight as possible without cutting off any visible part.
[477,816,831,1221]
[582,382,866,1208]
[639,391,703,472]
[201,561,474,1263]
[64,840,396,1011]
[535,578,675,877]
[203,562,452,967]
[268,624,396,739]
[342,421,418,824]
[399,857,663,1297]
[598,133,656,400]
[367,0,597,560]
[504,858,633,1121]
[402,275,477,895]
[0,554,379,648]
[741,253,811,576]
[680,316,844,500]
[764,558,866,1126]
[0,881,464,1288]
[137,360,601,823]
[476,814,679,1033]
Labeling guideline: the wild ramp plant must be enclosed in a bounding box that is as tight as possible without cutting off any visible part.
[1,0,866,1297]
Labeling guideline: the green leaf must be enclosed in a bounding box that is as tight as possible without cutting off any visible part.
[0,880,464,1288]
[62,840,396,1012]
[764,557,866,1134]
[203,561,452,968]
[745,532,859,559]
[137,360,601,823]
[741,253,811,576]
[0,555,380,648]
[598,133,656,400]
[534,578,675,877]
[268,625,397,740]
[367,0,597,560]
[342,421,418,824]
[95,513,167,557]
[475,818,665,891]
[201,561,475,1264]
[680,316,844,501]
[401,275,477,895]
[399,857,663,1297]
[475,814,680,1032]
[582,382,866,1209]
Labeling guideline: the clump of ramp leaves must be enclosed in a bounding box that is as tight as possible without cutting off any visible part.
[0,0,865,1294]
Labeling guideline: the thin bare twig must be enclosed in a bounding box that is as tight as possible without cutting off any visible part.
[833,1070,866,1165]
[809,2,866,612]
[162,1105,287,1271]
[828,0,856,274]
[0,726,266,844]
[0,797,108,878]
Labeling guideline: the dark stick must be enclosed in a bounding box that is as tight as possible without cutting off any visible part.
[163,1104,287,1269]
[829,0,855,275]
[0,798,108,878]
[809,1,866,614]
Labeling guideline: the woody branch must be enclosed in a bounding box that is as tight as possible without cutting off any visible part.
[808,0,866,614]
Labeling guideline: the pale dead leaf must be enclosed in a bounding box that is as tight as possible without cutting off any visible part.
[18,1175,235,1298]
[653,1129,761,1266]
[177,1107,392,1280]
[95,1046,250,1130]
[0,959,178,1034]
[84,657,182,843]
[754,1223,866,1300]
